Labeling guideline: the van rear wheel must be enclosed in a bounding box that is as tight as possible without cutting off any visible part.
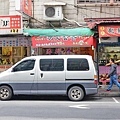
[0,86,12,100]
[68,86,84,101]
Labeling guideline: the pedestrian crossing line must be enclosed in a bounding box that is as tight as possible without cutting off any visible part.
[112,97,119,103]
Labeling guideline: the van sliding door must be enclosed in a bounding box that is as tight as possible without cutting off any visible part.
[37,58,66,95]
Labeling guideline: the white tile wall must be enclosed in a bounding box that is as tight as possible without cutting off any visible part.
[0,0,9,15]
[0,0,120,26]
[33,0,120,24]
[9,0,21,15]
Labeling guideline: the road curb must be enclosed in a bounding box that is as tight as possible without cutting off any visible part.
[95,92,120,97]
[93,85,120,97]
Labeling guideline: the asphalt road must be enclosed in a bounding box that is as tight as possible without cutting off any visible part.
[0,96,120,120]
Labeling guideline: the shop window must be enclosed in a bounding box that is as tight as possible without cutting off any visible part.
[99,46,120,66]
[41,47,93,56]
[12,59,35,72]
[118,37,120,43]
[67,58,89,71]
[0,47,31,65]
[40,59,64,71]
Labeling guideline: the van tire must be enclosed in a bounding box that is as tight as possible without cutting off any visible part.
[68,86,84,101]
[0,86,12,101]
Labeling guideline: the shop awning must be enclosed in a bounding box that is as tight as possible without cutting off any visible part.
[23,28,94,37]
[84,18,120,29]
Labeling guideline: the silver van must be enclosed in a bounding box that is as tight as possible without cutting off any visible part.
[0,55,98,101]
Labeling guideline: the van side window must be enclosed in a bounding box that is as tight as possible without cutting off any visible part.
[67,58,89,71]
[12,59,35,72]
[40,59,64,71]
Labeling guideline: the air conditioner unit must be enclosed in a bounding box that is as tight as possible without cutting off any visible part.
[43,6,63,21]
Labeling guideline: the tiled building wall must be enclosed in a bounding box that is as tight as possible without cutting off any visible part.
[0,0,9,15]
[0,0,120,26]
[0,0,22,16]
[33,0,120,24]
[9,0,21,15]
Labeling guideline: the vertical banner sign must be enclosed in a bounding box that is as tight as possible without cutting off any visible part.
[15,0,32,17]
[0,15,23,35]
[98,25,120,37]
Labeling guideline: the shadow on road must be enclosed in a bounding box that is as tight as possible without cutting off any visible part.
[11,95,102,101]
[12,95,69,101]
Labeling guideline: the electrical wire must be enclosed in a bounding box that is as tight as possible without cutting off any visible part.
[80,7,120,16]
[29,2,120,28]
[67,3,120,17]
[64,17,83,27]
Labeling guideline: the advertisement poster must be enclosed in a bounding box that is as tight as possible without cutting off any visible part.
[0,15,23,35]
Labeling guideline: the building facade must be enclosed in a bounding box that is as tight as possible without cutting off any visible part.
[0,0,120,83]
[23,0,97,57]
[27,0,120,83]
[32,0,120,25]
[1,0,120,30]
[0,0,32,71]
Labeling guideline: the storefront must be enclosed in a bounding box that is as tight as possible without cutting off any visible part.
[24,28,96,59]
[98,25,120,84]
[0,36,31,72]
[0,15,29,72]
[32,36,95,59]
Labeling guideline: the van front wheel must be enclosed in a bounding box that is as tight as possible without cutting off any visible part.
[68,86,84,101]
[0,86,12,100]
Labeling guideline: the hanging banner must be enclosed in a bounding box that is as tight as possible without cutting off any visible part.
[32,36,95,48]
[0,15,23,35]
[15,0,32,17]
[98,25,120,37]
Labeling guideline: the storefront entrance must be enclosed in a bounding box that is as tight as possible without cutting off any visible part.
[98,25,120,84]
[0,36,31,72]
[37,47,94,58]
[31,36,96,60]
[0,46,29,65]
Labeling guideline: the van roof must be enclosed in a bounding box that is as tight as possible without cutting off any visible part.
[22,55,92,60]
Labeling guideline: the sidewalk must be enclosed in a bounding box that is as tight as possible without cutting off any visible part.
[95,85,120,97]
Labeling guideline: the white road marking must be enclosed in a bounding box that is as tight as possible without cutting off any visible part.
[0,101,117,104]
[112,97,119,103]
[69,104,90,109]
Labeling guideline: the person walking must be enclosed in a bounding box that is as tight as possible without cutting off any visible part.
[106,59,120,66]
[106,58,120,91]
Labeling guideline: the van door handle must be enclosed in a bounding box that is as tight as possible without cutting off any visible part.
[30,73,34,75]
[41,73,43,78]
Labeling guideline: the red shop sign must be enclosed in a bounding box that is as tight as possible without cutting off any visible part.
[21,0,32,17]
[32,36,95,48]
[98,25,120,37]
[15,0,32,17]
[0,15,22,34]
